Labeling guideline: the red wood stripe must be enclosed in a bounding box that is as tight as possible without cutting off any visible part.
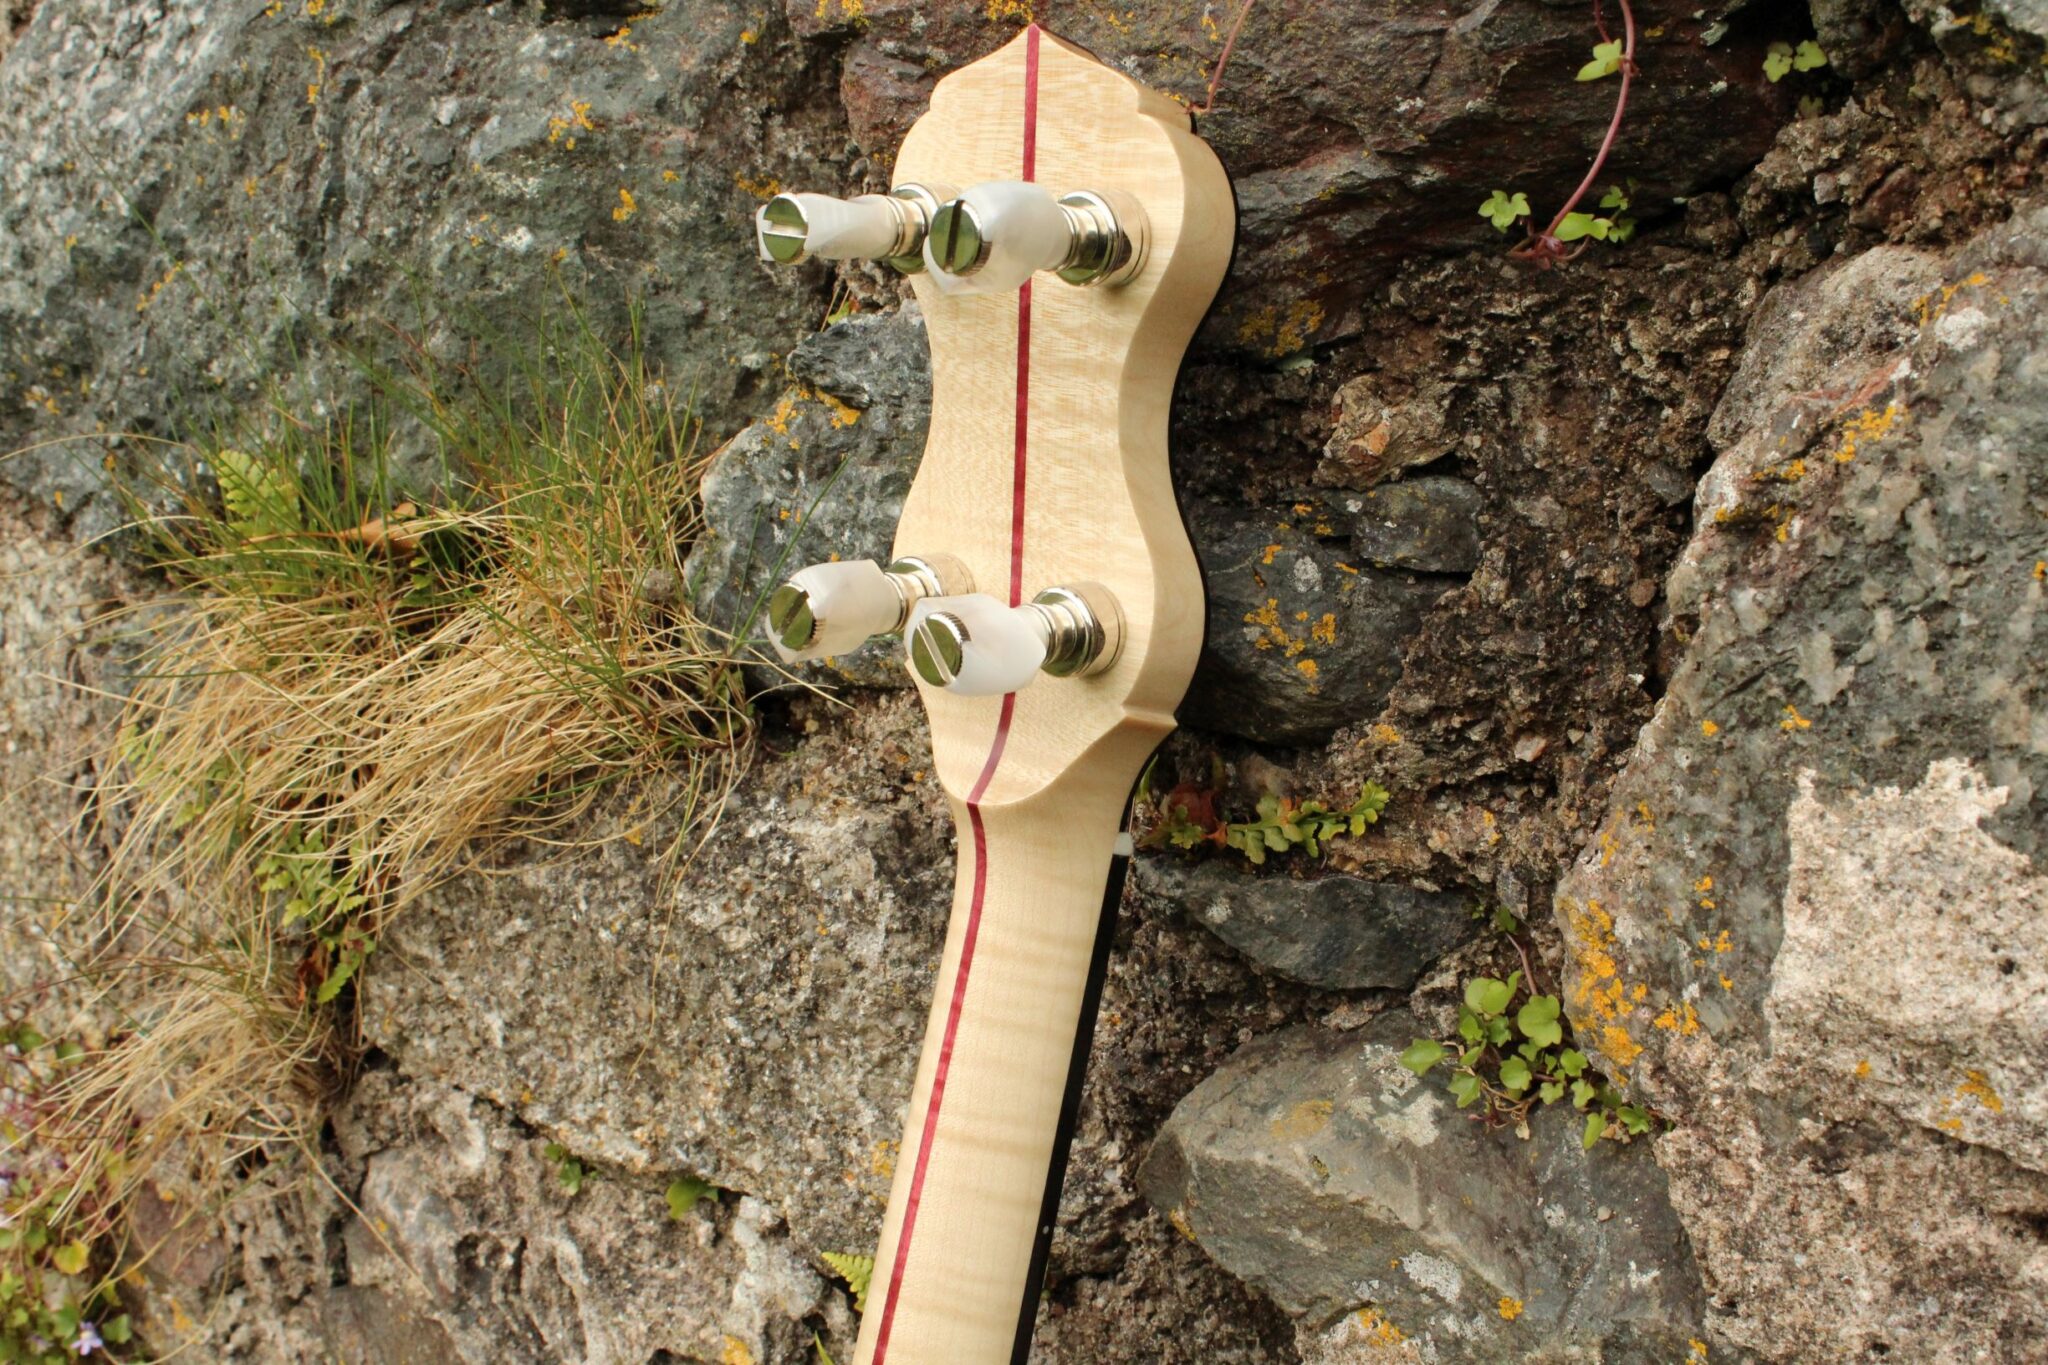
[871,23,1041,1361]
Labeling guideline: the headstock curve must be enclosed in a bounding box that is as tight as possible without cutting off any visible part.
[891,25,1233,808]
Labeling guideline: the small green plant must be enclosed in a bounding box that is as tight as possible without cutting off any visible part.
[543,1142,594,1196]
[1499,0,1640,269]
[665,1175,719,1219]
[1400,970,1652,1148]
[1138,765,1390,865]
[0,1021,140,1362]
[821,1250,875,1313]
[1763,39,1827,83]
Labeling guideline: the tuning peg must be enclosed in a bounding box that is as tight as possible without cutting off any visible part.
[905,584,1123,696]
[924,183,1148,292]
[765,556,968,663]
[754,184,950,273]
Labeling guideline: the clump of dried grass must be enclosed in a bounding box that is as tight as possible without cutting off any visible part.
[14,310,752,1312]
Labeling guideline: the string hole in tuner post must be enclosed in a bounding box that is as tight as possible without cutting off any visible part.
[924,183,1148,292]
[753,183,952,273]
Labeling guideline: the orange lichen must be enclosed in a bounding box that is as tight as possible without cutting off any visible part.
[1957,1070,2004,1113]
[1831,402,1908,464]
[1651,1002,1700,1036]
[1700,718,1720,737]
[1354,1307,1406,1347]
[1781,705,1812,731]
[1498,1297,1524,1322]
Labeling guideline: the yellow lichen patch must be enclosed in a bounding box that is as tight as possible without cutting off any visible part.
[2034,560,2045,581]
[1371,723,1402,745]
[1831,401,1907,464]
[1168,1206,1198,1241]
[1260,542,1282,566]
[548,98,597,148]
[985,0,1033,21]
[1651,1001,1700,1036]
[1854,1059,1872,1078]
[611,187,637,222]
[1602,1025,1644,1069]
[733,171,783,199]
[721,1337,755,1365]
[1689,1341,1710,1362]
[1781,704,1812,731]
[1700,718,1719,737]
[1957,1070,2004,1113]
[812,388,862,428]
[1270,1098,1333,1141]
[1311,613,1338,644]
[1296,658,1320,683]
[1498,1297,1524,1321]
[135,263,182,314]
[1235,298,1326,358]
[1355,1307,1406,1347]
[763,395,798,436]
[1913,271,1993,325]
[661,169,679,184]
[870,1138,897,1178]
[740,28,757,43]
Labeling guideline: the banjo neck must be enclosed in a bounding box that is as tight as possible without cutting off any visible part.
[751,25,1233,1362]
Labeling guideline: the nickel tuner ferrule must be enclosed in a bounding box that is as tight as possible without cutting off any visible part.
[904,582,1124,696]
[924,183,1149,292]
[754,183,952,273]
[765,555,970,663]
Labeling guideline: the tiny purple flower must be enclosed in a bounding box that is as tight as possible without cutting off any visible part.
[74,1321,103,1356]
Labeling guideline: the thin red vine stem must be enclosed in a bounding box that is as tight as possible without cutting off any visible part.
[1191,0,1258,117]
[1543,0,1636,238]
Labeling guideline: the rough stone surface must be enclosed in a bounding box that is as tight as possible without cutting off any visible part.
[1180,493,1463,745]
[1552,204,2048,1362]
[5,2,2048,1363]
[0,0,849,532]
[1141,1013,1706,1362]
[1130,855,1475,992]
[687,306,931,687]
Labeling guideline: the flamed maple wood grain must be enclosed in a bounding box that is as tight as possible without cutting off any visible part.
[856,26,1232,1365]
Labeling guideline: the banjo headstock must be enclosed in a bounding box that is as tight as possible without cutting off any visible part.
[758,25,1232,807]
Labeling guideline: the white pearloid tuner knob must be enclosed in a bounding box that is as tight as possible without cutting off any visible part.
[905,584,1123,696]
[924,183,1148,293]
[755,184,950,273]
[766,556,967,663]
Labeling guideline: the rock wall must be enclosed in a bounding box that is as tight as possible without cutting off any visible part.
[3,1,2047,1363]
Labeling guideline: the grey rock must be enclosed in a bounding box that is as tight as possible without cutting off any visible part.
[1140,1015,1706,1361]
[1131,856,1475,991]
[1327,478,1483,576]
[686,306,931,688]
[1554,206,2048,1361]
[326,1069,849,1365]
[0,0,847,531]
[1181,496,1462,745]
